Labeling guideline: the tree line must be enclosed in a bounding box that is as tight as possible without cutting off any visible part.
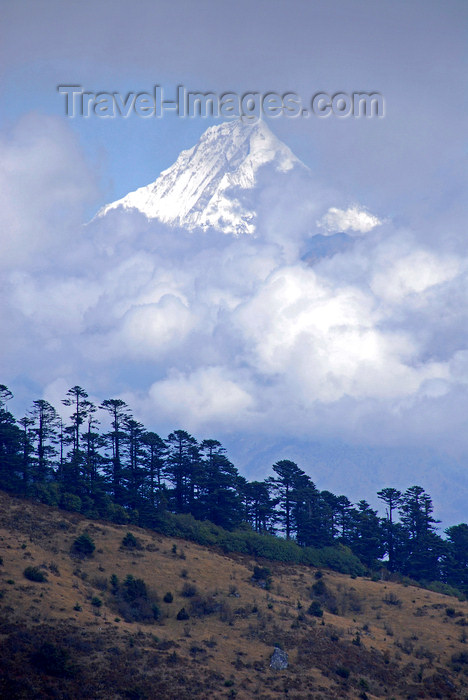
[0,384,467,592]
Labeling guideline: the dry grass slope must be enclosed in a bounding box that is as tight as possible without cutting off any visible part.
[0,490,467,699]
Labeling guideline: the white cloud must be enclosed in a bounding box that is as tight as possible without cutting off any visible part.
[370,249,460,302]
[232,263,449,402]
[317,205,382,235]
[0,114,97,270]
[148,366,255,431]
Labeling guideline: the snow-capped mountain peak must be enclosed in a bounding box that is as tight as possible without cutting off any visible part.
[98,119,307,235]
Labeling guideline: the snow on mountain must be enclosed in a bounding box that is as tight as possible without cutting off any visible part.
[98,120,308,235]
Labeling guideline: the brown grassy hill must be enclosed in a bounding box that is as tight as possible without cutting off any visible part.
[0,490,467,699]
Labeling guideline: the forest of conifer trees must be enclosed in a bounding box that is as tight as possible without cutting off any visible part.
[1,383,467,593]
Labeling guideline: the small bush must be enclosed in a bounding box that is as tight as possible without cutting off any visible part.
[71,532,95,558]
[312,578,326,596]
[111,574,159,623]
[383,592,402,607]
[446,607,457,617]
[308,601,323,617]
[48,561,60,576]
[452,651,468,665]
[163,592,173,603]
[177,607,190,620]
[252,565,271,581]
[91,596,102,608]
[189,593,220,617]
[252,565,272,590]
[181,582,197,597]
[61,492,82,512]
[24,566,47,583]
[121,532,142,549]
[123,575,148,602]
[336,666,350,679]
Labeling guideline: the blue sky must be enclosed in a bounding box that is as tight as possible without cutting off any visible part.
[0,0,467,524]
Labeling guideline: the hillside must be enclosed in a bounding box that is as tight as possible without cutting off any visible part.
[0,491,467,699]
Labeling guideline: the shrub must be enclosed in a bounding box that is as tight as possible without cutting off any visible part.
[181,582,197,597]
[336,666,350,679]
[49,561,60,576]
[189,593,220,617]
[446,607,456,617]
[112,574,158,623]
[252,565,271,581]
[60,493,82,512]
[312,578,326,596]
[91,596,102,608]
[163,592,173,603]
[23,566,47,583]
[452,651,468,665]
[426,581,466,599]
[121,532,142,549]
[71,532,95,558]
[177,607,190,620]
[123,575,148,602]
[252,565,272,590]
[308,601,323,617]
[383,592,402,607]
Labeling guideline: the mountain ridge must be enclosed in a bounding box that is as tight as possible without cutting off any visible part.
[98,120,309,235]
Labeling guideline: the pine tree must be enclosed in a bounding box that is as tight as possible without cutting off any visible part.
[377,487,402,572]
[399,486,443,580]
[350,500,384,566]
[141,431,167,508]
[196,439,242,529]
[100,398,131,503]
[443,524,468,592]
[62,386,95,485]
[17,416,34,488]
[0,386,22,491]
[124,417,147,508]
[242,479,277,534]
[30,400,59,481]
[269,460,307,540]
[293,477,324,547]
[165,430,198,512]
